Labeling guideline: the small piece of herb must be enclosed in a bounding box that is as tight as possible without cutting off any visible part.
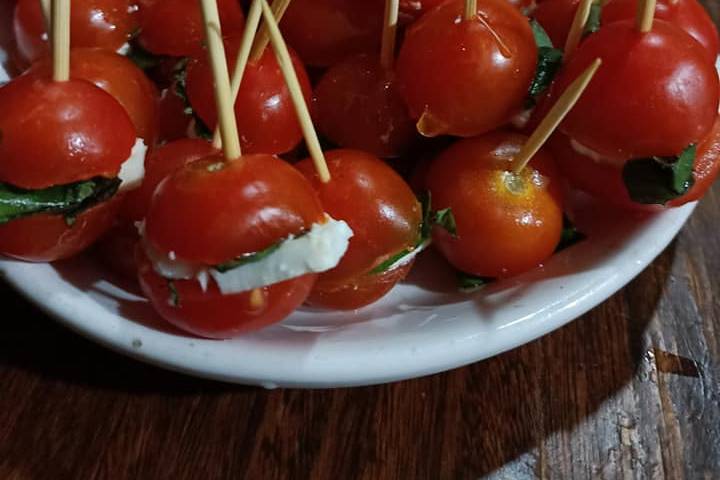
[434,208,457,237]
[126,40,162,71]
[194,117,213,141]
[168,281,180,307]
[0,177,121,225]
[213,241,285,273]
[457,272,493,293]
[370,240,430,275]
[583,1,602,36]
[556,216,586,252]
[622,144,696,205]
[527,20,564,107]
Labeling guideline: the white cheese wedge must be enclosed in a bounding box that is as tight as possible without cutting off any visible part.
[118,138,147,192]
[141,215,354,295]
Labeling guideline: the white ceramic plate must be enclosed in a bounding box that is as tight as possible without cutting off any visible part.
[0,5,697,387]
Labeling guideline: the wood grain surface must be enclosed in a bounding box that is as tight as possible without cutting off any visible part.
[3,4,720,480]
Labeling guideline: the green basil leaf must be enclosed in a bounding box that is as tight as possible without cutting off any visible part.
[370,239,430,275]
[583,2,602,36]
[126,41,162,71]
[0,177,121,225]
[168,281,180,307]
[214,242,283,273]
[457,272,493,293]
[530,18,553,49]
[556,216,586,252]
[622,144,696,205]
[527,21,564,106]
[434,208,457,237]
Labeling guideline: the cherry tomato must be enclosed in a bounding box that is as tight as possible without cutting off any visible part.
[137,0,244,57]
[400,0,452,19]
[94,222,142,280]
[157,85,194,143]
[0,73,136,189]
[141,153,325,337]
[186,37,312,155]
[533,0,579,48]
[0,197,123,262]
[121,139,217,222]
[555,20,719,164]
[396,0,537,137]
[30,48,159,147]
[296,150,422,309]
[13,0,137,66]
[603,0,719,61]
[313,54,417,158]
[426,131,564,277]
[281,0,385,67]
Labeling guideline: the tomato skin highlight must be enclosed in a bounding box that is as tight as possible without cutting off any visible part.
[313,54,417,159]
[0,196,123,262]
[426,132,564,278]
[13,0,137,65]
[396,0,538,137]
[29,48,160,147]
[0,74,136,190]
[137,0,244,57]
[137,248,317,339]
[145,154,325,266]
[186,41,312,155]
[121,139,217,222]
[555,20,719,164]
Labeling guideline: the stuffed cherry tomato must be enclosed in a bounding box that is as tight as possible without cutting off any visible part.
[396,0,537,137]
[138,154,352,337]
[313,54,417,158]
[185,36,312,155]
[13,0,137,66]
[296,150,423,310]
[555,20,718,164]
[281,0,385,67]
[0,73,136,262]
[426,131,564,277]
[137,0,244,57]
[30,48,159,147]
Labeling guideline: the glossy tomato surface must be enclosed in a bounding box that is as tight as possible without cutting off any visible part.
[137,0,244,57]
[314,54,417,158]
[13,0,137,65]
[186,40,311,155]
[145,154,325,265]
[426,132,564,277]
[533,0,579,48]
[30,48,159,146]
[396,0,537,137]
[121,139,217,222]
[0,74,135,189]
[603,0,720,61]
[282,0,385,67]
[556,20,719,163]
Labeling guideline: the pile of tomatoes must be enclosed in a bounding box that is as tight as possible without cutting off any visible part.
[1,0,718,339]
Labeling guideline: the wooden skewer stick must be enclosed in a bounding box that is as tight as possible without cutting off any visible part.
[250,0,292,63]
[40,0,51,32]
[564,0,593,57]
[51,0,70,82]
[512,58,602,174]
[212,0,263,149]
[637,0,657,32]
[380,0,400,70]
[199,0,242,160]
[259,0,331,183]
[464,0,477,20]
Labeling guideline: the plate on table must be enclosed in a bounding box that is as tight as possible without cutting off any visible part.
[0,4,696,387]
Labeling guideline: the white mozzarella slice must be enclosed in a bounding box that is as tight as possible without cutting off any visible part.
[118,139,147,192]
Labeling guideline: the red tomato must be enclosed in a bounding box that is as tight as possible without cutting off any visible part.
[94,222,142,280]
[186,38,312,155]
[313,54,417,158]
[121,139,217,222]
[396,0,537,137]
[296,150,422,309]
[29,48,159,147]
[0,74,136,189]
[0,196,123,263]
[556,20,719,164]
[400,0,452,18]
[603,0,720,61]
[533,0,580,48]
[426,132,564,277]
[137,0,244,57]
[13,0,137,65]
[281,0,385,67]
[157,85,194,143]
[141,153,325,337]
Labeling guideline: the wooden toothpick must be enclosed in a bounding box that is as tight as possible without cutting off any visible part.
[259,0,331,183]
[40,0,51,32]
[637,0,657,32]
[51,0,70,82]
[212,0,263,149]
[199,0,242,160]
[512,58,602,174]
[564,0,593,57]
[380,0,400,70]
[464,0,477,20]
[250,0,292,63]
